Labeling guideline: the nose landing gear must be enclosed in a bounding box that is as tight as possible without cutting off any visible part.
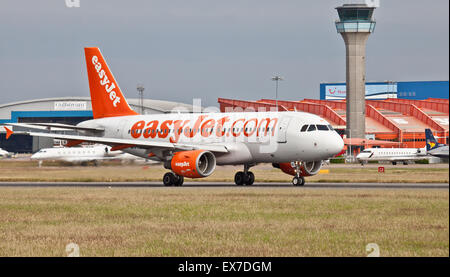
[291,161,305,187]
[292,176,305,186]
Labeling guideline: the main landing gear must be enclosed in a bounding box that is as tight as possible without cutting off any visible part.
[163,172,184,186]
[291,161,305,187]
[234,164,255,186]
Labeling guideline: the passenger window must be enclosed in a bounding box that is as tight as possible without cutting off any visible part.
[300,125,308,132]
[307,125,316,132]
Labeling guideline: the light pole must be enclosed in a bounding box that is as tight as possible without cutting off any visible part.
[271,75,283,111]
[137,83,145,114]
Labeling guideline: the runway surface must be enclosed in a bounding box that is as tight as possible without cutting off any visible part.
[0,182,448,189]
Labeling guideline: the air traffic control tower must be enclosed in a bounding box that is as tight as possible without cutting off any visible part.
[335,3,376,139]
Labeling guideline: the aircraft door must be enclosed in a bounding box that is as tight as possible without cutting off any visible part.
[277,116,291,143]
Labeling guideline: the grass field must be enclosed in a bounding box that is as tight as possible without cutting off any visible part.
[0,160,448,183]
[0,187,448,257]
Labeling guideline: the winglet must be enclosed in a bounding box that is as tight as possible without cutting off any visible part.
[65,140,84,147]
[110,144,135,151]
[4,127,13,140]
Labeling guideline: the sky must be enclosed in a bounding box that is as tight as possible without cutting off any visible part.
[0,0,448,108]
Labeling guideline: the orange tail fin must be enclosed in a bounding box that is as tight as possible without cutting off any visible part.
[84,47,138,119]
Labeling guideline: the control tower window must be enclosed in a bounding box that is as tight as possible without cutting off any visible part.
[339,9,357,21]
[357,10,371,20]
[338,8,373,21]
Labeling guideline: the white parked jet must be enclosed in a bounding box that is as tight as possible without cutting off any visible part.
[31,145,135,164]
[0,148,11,158]
[425,129,449,159]
[4,47,344,186]
[356,147,427,165]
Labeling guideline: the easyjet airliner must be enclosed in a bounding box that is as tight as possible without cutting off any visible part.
[5,47,344,186]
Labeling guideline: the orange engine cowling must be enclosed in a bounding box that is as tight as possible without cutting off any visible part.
[170,150,216,178]
[273,161,322,177]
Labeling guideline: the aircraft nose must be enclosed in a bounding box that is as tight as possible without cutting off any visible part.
[329,133,344,156]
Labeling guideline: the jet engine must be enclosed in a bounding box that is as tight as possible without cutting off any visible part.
[273,161,323,177]
[168,150,216,178]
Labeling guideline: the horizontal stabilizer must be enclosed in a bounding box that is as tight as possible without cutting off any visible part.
[4,127,13,139]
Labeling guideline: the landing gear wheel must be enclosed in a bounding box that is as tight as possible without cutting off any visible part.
[163,172,176,186]
[292,176,305,186]
[234,171,245,186]
[245,171,255,186]
[174,175,184,186]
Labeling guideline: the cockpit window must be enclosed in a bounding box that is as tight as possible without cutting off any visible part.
[307,125,316,132]
[300,125,308,132]
[317,125,329,131]
[327,125,334,131]
[361,150,371,153]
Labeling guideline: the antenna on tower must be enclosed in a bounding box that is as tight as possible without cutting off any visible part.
[365,0,380,8]
[137,83,145,114]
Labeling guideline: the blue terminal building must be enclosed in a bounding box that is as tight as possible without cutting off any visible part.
[320,81,450,100]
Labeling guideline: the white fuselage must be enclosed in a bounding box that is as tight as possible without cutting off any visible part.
[31,145,127,163]
[356,147,427,163]
[77,111,344,165]
[428,145,449,159]
[0,148,10,157]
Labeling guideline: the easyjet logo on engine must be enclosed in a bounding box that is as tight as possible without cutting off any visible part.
[129,115,278,143]
[175,162,190,167]
[92,56,121,107]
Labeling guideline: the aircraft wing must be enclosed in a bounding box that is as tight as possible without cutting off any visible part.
[384,156,426,161]
[8,123,104,132]
[62,157,123,162]
[22,131,229,154]
[62,157,99,162]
